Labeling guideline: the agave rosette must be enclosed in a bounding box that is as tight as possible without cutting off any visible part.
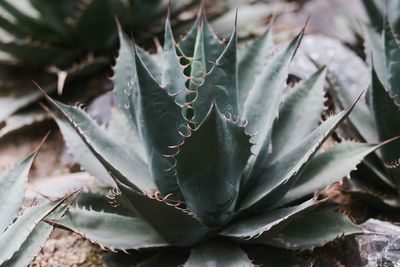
[40,9,390,265]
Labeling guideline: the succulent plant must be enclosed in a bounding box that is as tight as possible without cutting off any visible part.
[323,15,400,209]
[0,0,202,140]
[40,9,390,265]
[361,0,400,34]
[0,0,199,69]
[0,145,71,266]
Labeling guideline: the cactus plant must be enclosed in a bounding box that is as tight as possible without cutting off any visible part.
[0,145,72,266]
[39,9,393,264]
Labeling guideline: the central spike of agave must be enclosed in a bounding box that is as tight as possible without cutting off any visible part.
[43,8,391,264]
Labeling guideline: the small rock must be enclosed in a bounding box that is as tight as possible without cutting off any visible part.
[347,219,400,267]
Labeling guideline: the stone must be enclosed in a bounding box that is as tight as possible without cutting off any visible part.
[347,219,400,267]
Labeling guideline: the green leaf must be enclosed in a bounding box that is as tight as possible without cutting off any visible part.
[244,245,310,267]
[324,67,378,142]
[0,152,35,232]
[263,205,361,250]
[0,109,48,139]
[192,27,238,125]
[0,0,59,42]
[54,116,114,185]
[0,197,66,264]
[3,222,53,267]
[0,41,80,68]
[133,48,187,198]
[45,96,154,192]
[361,0,384,31]
[76,0,116,52]
[162,16,187,105]
[117,182,209,247]
[280,141,389,206]
[184,240,253,267]
[270,67,327,161]
[113,28,161,131]
[238,28,274,111]
[137,47,161,81]
[176,105,251,226]
[369,68,400,183]
[29,0,76,38]
[113,27,139,131]
[342,178,400,209]
[382,17,400,99]
[103,249,189,267]
[242,29,303,181]
[240,98,359,211]
[51,207,169,251]
[179,9,224,73]
[107,109,147,163]
[0,67,56,122]
[365,25,387,87]
[136,249,189,267]
[221,198,319,239]
[365,19,400,100]
[187,12,207,92]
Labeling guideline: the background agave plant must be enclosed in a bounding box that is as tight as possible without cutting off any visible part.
[323,6,400,211]
[37,8,394,265]
[0,142,72,266]
[0,0,200,144]
[361,0,400,34]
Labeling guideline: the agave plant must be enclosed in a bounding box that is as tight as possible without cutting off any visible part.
[40,9,392,265]
[360,0,400,34]
[0,0,202,140]
[324,15,400,209]
[0,143,72,266]
[0,0,200,69]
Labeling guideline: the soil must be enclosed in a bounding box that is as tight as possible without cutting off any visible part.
[30,230,103,267]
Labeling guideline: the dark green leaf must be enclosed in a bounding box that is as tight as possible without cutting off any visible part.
[238,28,273,111]
[52,207,169,251]
[162,17,187,104]
[0,197,66,264]
[46,96,154,191]
[369,68,400,163]
[221,198,318,239]
[0,152,35,232]
[270,67,327,161]
[281,141,389,205]
[76,0,116,52]
[176,105,251,226]
[242,29,303,183]
[244,245,310,267]
[179,10,224,72]
[184,240,253,267]
[263,205,361,250]
[117,182,209,247]
[192,28,238,125]
[240,98,359,210]
[3,222,53,267]
[133,48,187,198]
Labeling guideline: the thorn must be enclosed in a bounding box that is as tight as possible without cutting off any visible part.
[153,37,162,54]
[114,16,122,33]
[57,70,68,95]
[34,131,51,154]
[167,0,171,20]
[303,15,311,31]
